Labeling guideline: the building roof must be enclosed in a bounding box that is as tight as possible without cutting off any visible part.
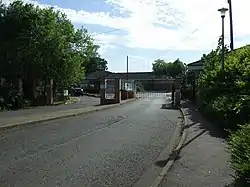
[187,60,203,67]
[85,71,113,80]
[116,72,154,80]
[85,71,171,80]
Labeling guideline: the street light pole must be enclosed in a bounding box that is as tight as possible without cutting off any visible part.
[126,56,129,82]
[126,56,129,99]
[221,15,225,70]
[228,0,234,51]
[218,8,228,71]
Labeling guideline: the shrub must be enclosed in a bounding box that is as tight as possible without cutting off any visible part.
[211,94,250,130]
[0,84,25,110]
[228,124,250,185]
[197,45,250,131]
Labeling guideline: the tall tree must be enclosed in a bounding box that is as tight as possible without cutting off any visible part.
[0,0,99,90]
[152,59,167,76]
[85,56,108,74]
[152,58,185,78]
[170,58,186,78]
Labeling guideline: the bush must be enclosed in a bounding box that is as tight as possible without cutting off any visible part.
[198,45,250,131]
[228,124,250,185]
[210,94,250,130]
[0,84,27,110]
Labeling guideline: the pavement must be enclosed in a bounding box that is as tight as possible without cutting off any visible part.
[0,96,111,129]
[0,96,100,118]
[160,101,234,187]
[0,92,183,187]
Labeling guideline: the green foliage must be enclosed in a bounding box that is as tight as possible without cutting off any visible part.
[0,0,108,108]
[200,93,250,130]
[228,124,250,185]
[199,37,230,88]
[85,56,108,74]
[0,0,106,87]
[0,82,28,110]
[198,44,250,130]
[152,58,185,78]
[152,59,166,76]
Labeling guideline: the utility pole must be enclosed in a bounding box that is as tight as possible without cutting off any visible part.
[126,56,129,99]
[228,0,234,51]
[126,56,129,82]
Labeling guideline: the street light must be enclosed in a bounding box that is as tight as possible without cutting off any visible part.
[228,0,234,51]
[218,7,228,71]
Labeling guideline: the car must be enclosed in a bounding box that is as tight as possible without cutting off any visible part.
[73,87,84,96]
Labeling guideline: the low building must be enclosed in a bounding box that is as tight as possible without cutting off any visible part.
[187,60,203,75]
[83,71,174,93]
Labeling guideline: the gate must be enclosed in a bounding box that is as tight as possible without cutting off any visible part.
[135,79,174,98]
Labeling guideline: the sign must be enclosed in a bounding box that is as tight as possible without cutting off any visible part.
[63,90,69,96]
[105,93,115,99]
[100,84,105,89]
[105,79,116,99]
[124,83,133,91]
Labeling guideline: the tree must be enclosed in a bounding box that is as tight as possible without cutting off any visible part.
[152,58,185,78]
[0,0,99,92]
[199,37,230,88]
[85,56,108,74]
[169,58,186,78]
[152,59,167,76]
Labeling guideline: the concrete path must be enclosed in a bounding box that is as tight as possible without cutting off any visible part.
[0,96,100,119]
[0,95,182,187]
[160,101,234,187]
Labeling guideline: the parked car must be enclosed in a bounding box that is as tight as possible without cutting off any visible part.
[73,88,84,96]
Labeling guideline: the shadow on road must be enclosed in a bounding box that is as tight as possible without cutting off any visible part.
[181,101,228,139]
[160,104,179,110]
[154,101,238,187]
[155,149,181,168]
[224,177,249,187]
[154,125,206,168]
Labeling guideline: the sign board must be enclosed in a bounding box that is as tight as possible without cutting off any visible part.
[63,90,69,96]
[105,93,115,99]
[124,83,133,91]
[100,84,105,89]
[105,79,116,99]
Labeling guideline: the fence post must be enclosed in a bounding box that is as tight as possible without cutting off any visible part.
[175,78,181,106]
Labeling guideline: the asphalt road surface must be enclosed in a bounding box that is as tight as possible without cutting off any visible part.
[0,93,181,187]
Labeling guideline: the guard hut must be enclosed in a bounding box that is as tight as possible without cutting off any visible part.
[100,78,121,105]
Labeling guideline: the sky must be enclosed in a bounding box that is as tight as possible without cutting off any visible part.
[3,0,250,72]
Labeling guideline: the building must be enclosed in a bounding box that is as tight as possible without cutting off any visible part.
[83,71,174,93]
[187,60,203,72]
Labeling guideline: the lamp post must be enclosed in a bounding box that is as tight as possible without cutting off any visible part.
[218,7,228,71]
[126,56,129,99]
[228,0,234,51]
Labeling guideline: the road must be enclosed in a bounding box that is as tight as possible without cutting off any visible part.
[0,93,182,187]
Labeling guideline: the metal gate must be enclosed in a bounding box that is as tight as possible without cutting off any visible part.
[135,79,174,98]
